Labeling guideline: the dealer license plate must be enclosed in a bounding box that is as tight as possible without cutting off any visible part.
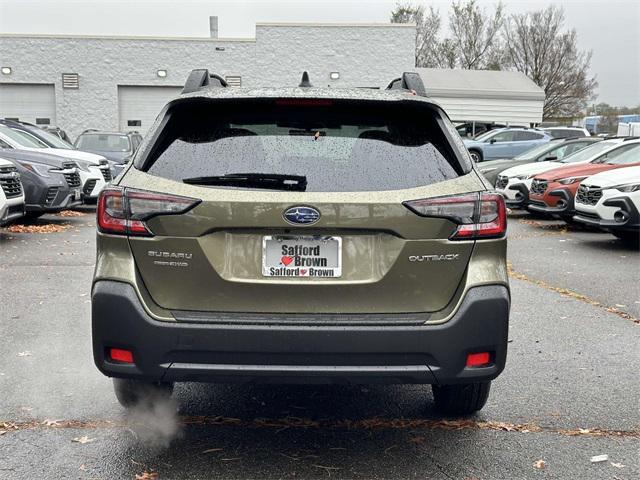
[262,236,342,278]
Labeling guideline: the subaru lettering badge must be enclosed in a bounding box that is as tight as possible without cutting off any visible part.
[283,206,321,225]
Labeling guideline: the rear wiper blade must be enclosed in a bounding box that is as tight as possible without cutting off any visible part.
[183,173,307,191]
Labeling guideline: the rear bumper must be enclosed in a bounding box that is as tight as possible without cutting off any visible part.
[92,281,510,385]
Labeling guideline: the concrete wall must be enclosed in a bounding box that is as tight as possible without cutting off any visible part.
[0,23,415,138]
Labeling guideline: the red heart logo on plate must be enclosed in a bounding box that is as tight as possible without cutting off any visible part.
[281,256,293,266]
[300,269,307,275]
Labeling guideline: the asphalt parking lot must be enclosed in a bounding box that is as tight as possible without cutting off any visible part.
[0,210,638,479]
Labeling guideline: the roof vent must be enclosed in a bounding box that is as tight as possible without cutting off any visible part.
[298,71,313,88]
[62,73,79,89]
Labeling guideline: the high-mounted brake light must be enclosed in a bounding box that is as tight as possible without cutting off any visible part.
[97,187,200,237]
[275,98,334,106]
[403,192,506,240]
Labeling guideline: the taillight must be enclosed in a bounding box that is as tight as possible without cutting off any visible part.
[403,192,506,240]
[97,187,200,236]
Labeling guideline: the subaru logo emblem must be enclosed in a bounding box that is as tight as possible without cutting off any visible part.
[283,206,320,225]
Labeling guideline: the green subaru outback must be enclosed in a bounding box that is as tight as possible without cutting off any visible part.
[92,70,509,415]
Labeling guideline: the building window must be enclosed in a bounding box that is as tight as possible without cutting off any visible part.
[36,118,51,125]
[127,120,142,127]
[62,73,80,89]
[225,75,242,87]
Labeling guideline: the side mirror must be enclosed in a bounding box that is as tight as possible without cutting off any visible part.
[489,139,497,144]
[544,155,558,161]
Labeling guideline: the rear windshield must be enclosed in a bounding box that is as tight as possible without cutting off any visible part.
[141,99,468,192]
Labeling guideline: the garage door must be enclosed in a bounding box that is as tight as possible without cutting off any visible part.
[0,84,56,126]
[118,86,182,133]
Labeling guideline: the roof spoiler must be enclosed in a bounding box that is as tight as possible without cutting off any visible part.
[386,72,427,97]
[182,69,228,94]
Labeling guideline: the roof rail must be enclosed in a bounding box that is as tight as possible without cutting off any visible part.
[386,72,427,97]
[182,69,228,94]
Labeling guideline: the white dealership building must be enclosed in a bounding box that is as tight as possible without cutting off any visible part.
[0,17,544,139]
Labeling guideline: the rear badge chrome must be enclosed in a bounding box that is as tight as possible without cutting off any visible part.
[409,254,460,262]
[148,250,192,268]
[283,206,321,226]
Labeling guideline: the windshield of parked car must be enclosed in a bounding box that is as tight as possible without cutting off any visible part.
[472,130,497,142]
[595,143,640,165]
[0,125,49,148]
[544,128,587,139]
[560,141,620,163]
[143,100,465,192]
[33,127,75,149]
[513,142,560,161]
[76,134,131,152]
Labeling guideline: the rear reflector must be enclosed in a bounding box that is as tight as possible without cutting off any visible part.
[403,192,507,240]
[97,187,200,237]
[466,352,491,367]
[109,348,134,364]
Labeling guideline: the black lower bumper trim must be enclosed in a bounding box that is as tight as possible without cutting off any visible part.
[92,282,510,385]
[505,182,529,208]
[92,281,510,384]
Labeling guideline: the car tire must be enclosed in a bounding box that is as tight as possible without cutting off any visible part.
[468,150,483,162]
[432,381,491,416]
[112,378,174,408]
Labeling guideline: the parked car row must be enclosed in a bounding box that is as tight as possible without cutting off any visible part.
[479,137,640,243]
[0,120,140,225]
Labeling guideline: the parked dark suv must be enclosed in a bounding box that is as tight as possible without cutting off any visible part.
[75,130,143,178]
[92,71,510,415]
[0,149,83,217]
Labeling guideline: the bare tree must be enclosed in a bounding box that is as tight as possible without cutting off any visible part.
[390,3,443,68]
[449,0,505,69]
[503,6,597,118]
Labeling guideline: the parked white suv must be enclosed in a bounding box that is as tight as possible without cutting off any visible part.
[496,138,631,208]
[0,125,108,201]
[574,165,640,243]
[0,157,26,225]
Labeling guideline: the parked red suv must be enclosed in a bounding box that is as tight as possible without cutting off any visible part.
[528,141,640,221]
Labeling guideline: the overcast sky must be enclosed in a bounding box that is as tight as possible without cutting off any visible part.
[1,0,638,106]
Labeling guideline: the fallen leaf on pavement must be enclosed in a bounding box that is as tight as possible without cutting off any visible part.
[56,210,86,217]
[590,454,608,463]
[0,430,6,436]
[17,351,32,357]
[610,462,625,468]
[533,459,546,469]
[72,435,95,444]
[42,419,61,427]
[135,473,159,480]
[5,224,70,234]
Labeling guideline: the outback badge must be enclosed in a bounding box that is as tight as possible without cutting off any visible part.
[283,206,320,225]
